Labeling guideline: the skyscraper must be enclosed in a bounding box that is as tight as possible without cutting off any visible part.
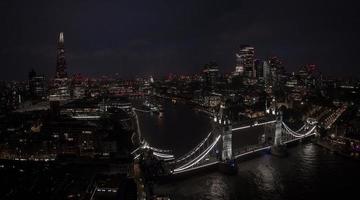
[202,61,219,90]
[56,32,67,78]
[268,56,284,87]
[28,69,46,99]
[50,32,71,101]
[255,59,263,79]
[263,61,271,85]
[234,45,255,78]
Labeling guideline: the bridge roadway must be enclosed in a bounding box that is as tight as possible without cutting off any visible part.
[231,115,276,131]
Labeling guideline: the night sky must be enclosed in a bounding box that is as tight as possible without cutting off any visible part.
[1,0,359,80]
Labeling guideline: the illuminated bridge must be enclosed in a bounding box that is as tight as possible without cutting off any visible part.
[131,105,325,176]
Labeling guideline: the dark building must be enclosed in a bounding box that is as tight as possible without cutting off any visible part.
[268,56,284,87]
[235,45,255,78]
[28,69,46,99]
[202,61,219,90]
[255,59,263,80]
[297,64,320,88]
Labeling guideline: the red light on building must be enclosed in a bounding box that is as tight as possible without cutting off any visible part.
[307,64,316,73]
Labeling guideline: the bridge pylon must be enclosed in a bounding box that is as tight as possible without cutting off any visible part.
[274,112,283,147]
[216,102,233,161]
[221,117,232,161]
[270,111,287,156]
[219,116,237,174]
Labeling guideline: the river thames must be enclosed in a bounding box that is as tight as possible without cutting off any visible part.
[137,99,360,200]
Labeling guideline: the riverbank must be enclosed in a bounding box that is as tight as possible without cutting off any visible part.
[315,139,360,160]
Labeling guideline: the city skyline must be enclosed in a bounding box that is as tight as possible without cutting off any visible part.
[1,2,360,198]
[1,0,360,80]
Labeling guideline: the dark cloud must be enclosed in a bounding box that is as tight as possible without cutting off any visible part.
[0,0,359,80]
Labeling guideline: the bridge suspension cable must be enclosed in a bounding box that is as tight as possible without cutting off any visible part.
[282,122,316,138]
[295,124,307,132]
[282,122,307,137]
[173,134,221,172]
[172,128,215,163]
[142,141,172,153]
[131,139,174,161]
[134,108,151,113]
[231,120,276,131]
[152,152,175,161]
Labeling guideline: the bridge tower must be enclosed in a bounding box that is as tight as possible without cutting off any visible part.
[271,111,287,156]
[221,116,232,161]
[274,112,283,146]
[132,108,142,146]
[216,102,233,161]
[219,109,237,173]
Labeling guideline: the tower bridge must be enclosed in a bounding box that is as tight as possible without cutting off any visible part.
[130,104,342,176]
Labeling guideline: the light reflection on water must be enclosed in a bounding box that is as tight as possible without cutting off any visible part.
[255,157,277,192]
[155,144,360,200]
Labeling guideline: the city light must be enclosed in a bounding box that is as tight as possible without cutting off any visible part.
[0,1,359,199]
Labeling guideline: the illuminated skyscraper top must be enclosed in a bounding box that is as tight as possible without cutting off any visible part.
[55,32,67,78]
[59,32,64,44]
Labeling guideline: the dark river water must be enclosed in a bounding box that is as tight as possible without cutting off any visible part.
[137,100,360,200]
[136,100,213,157]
